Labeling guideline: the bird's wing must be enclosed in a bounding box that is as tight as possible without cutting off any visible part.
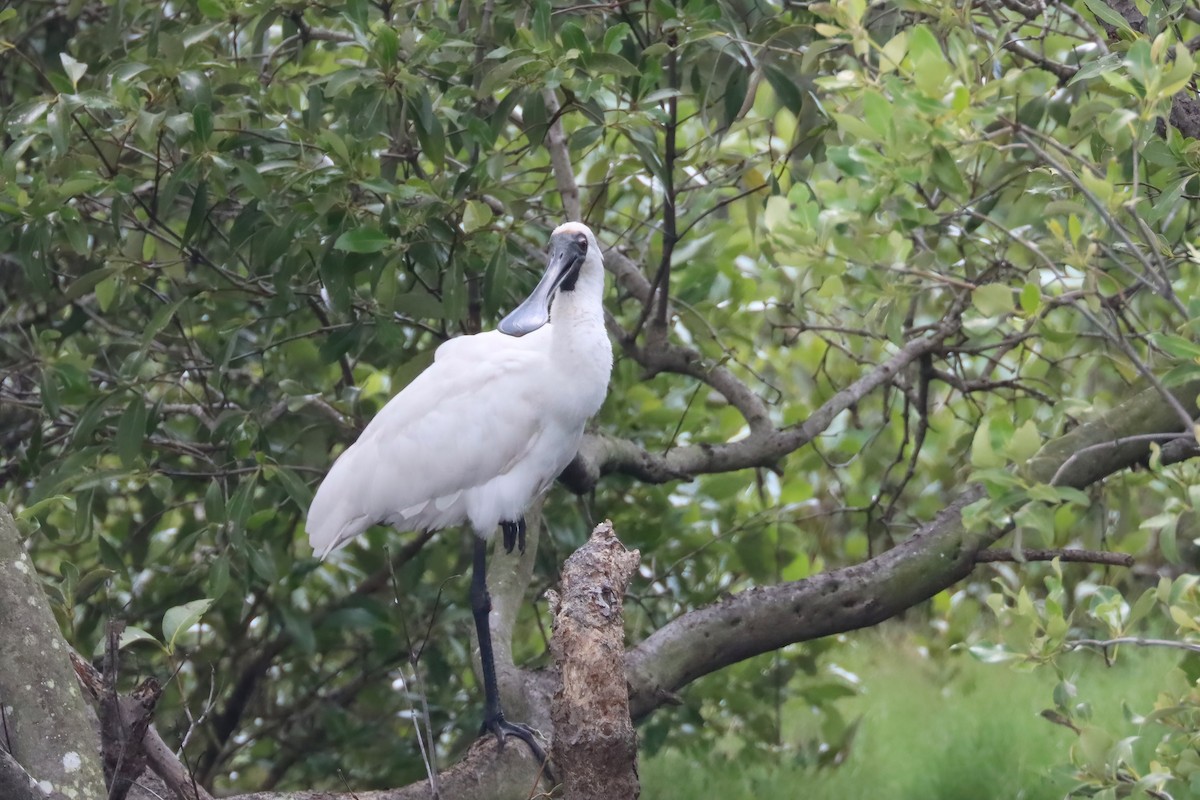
[306,331,553,556]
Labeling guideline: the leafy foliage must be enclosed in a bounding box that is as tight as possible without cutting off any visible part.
[1,0,1198,794]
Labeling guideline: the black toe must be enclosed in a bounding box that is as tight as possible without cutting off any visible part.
[481,714,553,780]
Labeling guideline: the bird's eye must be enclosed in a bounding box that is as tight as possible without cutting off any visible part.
[575,234,587,250]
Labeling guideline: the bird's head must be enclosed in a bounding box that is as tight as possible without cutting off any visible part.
[498,222,601,337]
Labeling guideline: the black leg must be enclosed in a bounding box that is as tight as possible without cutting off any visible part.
[470,536,550,772]
[500,517,527,555]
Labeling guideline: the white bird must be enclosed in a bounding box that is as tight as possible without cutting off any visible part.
[307,221,612,761]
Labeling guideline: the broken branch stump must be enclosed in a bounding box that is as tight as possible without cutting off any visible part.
[549,520,640,800]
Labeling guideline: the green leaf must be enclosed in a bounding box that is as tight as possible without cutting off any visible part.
[862,90,892,139]
[971,417,1002,468]
[94,275,119,312]
[182,180,208,248]
[1006,419,1041,462]
[115,399,147,467]
[178,69,212,108]
[59,53,87,89]
[1160,516,1181,565]
[930,145,967,194]
[560,21,588,53]
[197,0,225,19]
[273,466,313,511]
[602,22,631,53]
[1069,53,1123,86]
[412,91,445,168]
[92,626,161,657]
[967,642,1021,663]
[334,227,391,253]
[584,52,640,77]
[461,200,493,233]
[1154,334,1200,361]
[205,478,226,524]
[162,598,214,654]
[532,0,551,41]
[972,284,1014,317]
[1019,282,1041,315]
[76,568,115,602]
[17,495,75,520]
[1126,587,1158,628]
[64,266,118,302]
[1081,0,1133,33]
[280,606,317,654]
[373,25,400,66]
[193,104,213,143]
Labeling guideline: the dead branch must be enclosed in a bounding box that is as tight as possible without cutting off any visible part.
[549,521,640,799]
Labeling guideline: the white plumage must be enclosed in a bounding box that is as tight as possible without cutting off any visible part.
[307,221,612,556]
[307,222,610,764]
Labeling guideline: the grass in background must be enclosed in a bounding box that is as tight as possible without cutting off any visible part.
[640,629,1179,800]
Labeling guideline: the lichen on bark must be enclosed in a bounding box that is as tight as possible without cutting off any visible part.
[0,503,106,800]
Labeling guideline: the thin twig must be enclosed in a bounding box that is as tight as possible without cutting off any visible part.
[1067,637,1200,654]
[976,548,1134,567]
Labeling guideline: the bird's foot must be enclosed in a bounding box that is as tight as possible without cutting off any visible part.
[481,713,553,780]
[500,518,527,555]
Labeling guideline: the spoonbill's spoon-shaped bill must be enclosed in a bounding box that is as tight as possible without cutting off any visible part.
[306,221,609,557]
[305,222,612,771]
[497,228,588,337]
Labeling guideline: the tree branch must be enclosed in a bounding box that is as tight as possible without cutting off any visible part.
[0,750,47,800]
[69,650,213,800]
[0,504,107,800]
[975,548,1135,567]
[563,297,966,492]
[622,377,1200,718]
[1066,637,1200,655]
[625,486,990,718]
[222,739,545,800]
[1026,379,1200,487]
[542,89,581,221]
[549,521,640,799]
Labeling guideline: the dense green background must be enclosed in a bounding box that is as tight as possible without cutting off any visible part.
[2,0,1199,796]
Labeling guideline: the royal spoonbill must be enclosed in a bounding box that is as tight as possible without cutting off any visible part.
[307,221,612,763]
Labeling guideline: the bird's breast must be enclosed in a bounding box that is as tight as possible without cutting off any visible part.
[549,332,612,419]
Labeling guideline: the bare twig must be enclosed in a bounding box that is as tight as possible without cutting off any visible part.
[1067,637,1200,655]
[975,548,1134,567]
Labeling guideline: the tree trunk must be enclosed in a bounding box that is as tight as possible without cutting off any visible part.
[0,504,106,800]
[550,521,641,799]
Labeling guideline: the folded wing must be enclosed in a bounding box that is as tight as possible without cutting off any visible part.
[306,330,554,556]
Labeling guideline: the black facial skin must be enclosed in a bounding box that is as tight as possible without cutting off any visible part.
[559,233,588,292]
[496,231,588,336]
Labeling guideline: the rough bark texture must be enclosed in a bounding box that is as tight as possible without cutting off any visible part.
[0,503,107,800]
[70,649,213,800]
[625,378,1200,718]
[223,738,544,800]
[626,487,988,718]
[1025,379,1200,487]
[2,378,1196,800]
[549,521,640,800]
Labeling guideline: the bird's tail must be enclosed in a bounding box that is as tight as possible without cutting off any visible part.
[306,453,374,558]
